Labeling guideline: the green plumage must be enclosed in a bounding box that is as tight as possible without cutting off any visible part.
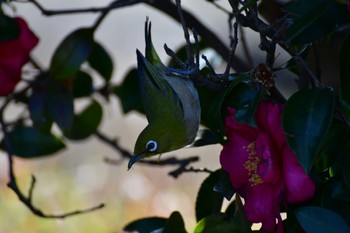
[128,21,200,169]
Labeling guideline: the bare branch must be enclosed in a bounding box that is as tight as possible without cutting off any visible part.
[0,85,105,219]
[94,131,200,177]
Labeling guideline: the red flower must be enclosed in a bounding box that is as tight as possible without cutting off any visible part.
[0,17,39,96]
[220,101,315,233]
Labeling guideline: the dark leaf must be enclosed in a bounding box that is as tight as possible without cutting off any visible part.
[49,28,94,80]
[225,82,263,126]
[3,126,65,158]
[0,14,20,41]
[88,41,113,82]
[47,84,74,131]
[200,74,247,142]
[339,33,350,108]
[284,0,332,43]
[295,206,350,233]
[113,68,144,114]
[123,217,167,233]
[64,100,103,140]
[191,128,219,147]
[232,196,251,232]
[284,0,350,45]
[72,71,94,98]
[213,169,235,201]
[193,213,247,233]
[282,88,335,173]
[195,170,224,222]
[162,211,187,233]
[29,86,49,128]
[343,155,350,189]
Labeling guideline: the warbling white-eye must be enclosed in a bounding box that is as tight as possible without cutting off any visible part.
[128,20,201,169]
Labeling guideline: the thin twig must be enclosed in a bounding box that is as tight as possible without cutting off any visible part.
[0,73,105,220]
[94,131,200,177]
[175,0,193,68]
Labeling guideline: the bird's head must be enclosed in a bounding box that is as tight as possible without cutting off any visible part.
[128,123,187,169]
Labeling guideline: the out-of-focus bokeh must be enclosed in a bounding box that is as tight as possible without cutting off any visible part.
[0,1,226,232]
[0,0,297,232]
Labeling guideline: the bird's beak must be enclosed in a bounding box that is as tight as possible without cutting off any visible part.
[128,153,144,170]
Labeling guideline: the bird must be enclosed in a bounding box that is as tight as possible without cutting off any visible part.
[128,20,201,169]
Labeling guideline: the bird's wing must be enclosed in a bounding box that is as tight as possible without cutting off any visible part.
[137,50,183,123]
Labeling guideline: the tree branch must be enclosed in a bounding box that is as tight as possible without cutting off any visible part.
[0,85,105,219]
[94,131,200,178]
[25,0,249,72]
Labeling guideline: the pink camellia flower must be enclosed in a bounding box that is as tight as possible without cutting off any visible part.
[0,17,39,96]
[220,101,316,233]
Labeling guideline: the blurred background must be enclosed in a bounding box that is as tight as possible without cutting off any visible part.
[0,0,296,232]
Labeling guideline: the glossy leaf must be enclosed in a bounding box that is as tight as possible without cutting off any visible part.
[213,169,235,201]
[295,206,350,233]
[284,0,332,43]
[202,74,246,142]
[162,211,187,233]
[29,86,48,128]
[343,155,350,189]
[64,100,103,140]
[225,82,263,126]
[72,71,94,98]
[195,170,224,222]
[191,128,219,147]
[3,126,65,158]
[0,14,20,41]
[88,41,113,82]
[49,28,94,80]
[113,68,144,114]
[232,196,251,232]
[47,85,74,131]
[339,33,350,108]
[123,217,167,233]
[193,213,246,233]
[283,0,349,45]
[283,88,335,173]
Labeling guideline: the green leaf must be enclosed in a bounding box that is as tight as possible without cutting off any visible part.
[29,86,49,128]
[88,41,113,82]
[339,33,350,108]
[49,28,94,80]
[343,155,350,189]
[123,217,167,233]
[225,82,263,126]
[232,196,252,232]
[193,213,246,233]
[72,71,94,98]
[191,128,219,147]
[113,68,144,114]
[162,211,187,233]
[213,170,235,201]
[0,14,20,41]
[47,84,74,131]
[284,0,332,43]
[201,74,247,142]
[295,206,350,233]
[283,88,335,173]
[64,100,103,140]
[3,126,65,158]
[195,170,224,222]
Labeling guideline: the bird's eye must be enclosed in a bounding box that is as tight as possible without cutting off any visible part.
[146,140,158,152]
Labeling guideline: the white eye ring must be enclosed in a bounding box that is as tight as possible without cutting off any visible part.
[146,140,158,152]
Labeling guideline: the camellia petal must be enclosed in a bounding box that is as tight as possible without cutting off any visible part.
[255,133,281,185]
[244,184,283,233]
[220,101,316,232]
[0,17,39,96]
[255,101,286,150]
[282,145,316,203]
